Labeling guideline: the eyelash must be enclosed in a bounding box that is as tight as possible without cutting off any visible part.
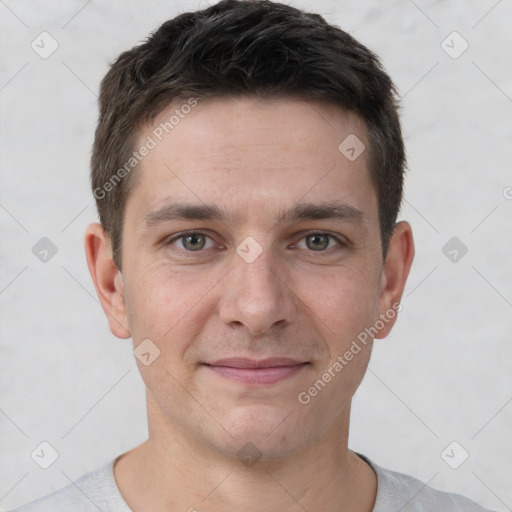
[165,230,346,255]
[294,231,347,252]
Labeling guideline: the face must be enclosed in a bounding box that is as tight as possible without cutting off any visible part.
[88,96,413,461]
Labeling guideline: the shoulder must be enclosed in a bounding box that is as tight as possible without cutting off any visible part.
[357,453,497,512]
[7,459,131,512]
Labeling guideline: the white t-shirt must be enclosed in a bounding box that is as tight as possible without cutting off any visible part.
[9,453,496,511]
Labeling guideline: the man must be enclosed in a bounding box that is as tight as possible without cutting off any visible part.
[11,1,495,510]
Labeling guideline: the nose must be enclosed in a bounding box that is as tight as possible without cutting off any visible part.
[218,243,298,336]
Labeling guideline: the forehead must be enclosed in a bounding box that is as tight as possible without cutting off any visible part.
[127,96,376,224]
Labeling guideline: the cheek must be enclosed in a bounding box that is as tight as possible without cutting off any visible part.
[294,268,378,422]
[297,261,381,347]
[124,262,222,352]
[123,264,212,412]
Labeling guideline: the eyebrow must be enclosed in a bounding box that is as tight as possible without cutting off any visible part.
[143,200,366,228]
[277,201,366,225]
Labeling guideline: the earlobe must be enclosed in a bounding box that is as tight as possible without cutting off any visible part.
[84,223,131,339]
[375,221,415,339]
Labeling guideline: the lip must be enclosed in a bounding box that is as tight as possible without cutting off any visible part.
[204,358,309,385]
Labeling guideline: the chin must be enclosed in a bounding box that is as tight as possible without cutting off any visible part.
[216,404,310,461]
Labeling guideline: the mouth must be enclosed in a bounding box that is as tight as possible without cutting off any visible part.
[203,358,310,385]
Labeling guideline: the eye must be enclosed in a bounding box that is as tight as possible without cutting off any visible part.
[295,232,345,252]
[168,231,216,252]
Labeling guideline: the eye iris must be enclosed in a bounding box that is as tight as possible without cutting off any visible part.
[183,233,205,251]
[306,234,329,251]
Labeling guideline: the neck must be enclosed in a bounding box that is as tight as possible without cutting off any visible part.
[114,400,377,512]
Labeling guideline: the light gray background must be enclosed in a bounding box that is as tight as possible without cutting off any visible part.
[1,0,511,510]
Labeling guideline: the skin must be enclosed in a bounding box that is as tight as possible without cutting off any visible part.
[85,96,414,512]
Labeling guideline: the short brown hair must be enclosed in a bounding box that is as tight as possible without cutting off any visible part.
[91,0,405,269]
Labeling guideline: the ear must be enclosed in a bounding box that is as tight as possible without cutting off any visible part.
[374,221,414,339]
[84,223,131,339]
